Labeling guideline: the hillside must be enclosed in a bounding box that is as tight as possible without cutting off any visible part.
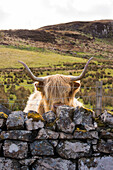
[40,20,113,38]
[0,20,113,59]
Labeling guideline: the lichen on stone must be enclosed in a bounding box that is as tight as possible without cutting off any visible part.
[81,106,94,114]
[46,118,59,127]
[107,110,113,116]
[75,128,87,133]
[0,112,8,119]
[94,118,105,127]
[9,144,19,153]
[27,112,44,121]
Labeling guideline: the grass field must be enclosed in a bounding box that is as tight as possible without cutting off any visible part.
[0,45,88,69]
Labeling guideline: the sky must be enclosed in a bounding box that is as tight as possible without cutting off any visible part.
[0,0,113,30]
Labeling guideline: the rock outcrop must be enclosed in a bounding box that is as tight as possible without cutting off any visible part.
[41,20,113,38]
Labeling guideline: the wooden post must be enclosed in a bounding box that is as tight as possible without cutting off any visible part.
[96,81,103,116]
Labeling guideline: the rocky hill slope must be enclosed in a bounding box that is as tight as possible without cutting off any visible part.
[40,20,113,38]
[0,20,113,59]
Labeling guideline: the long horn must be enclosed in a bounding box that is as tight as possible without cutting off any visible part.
[70,57,93,81]
[18,61,45,82]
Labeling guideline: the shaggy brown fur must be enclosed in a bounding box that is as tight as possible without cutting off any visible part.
[24,74,82,114]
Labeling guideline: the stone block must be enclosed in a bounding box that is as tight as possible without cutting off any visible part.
[3,140,28,159]
[30,140,54,156]
[73,130,98,139]
[0,104,11,115]
[100,111,113,127]
[56,140,90,159]
[59,132,73,139]
[19,158,36,166]
[98,140,113,153]
[56,105,75,133]
[32,157,76,170]
[0,119,6,128]
[43,111,56,123]
[73,107,96,131]
[100,130,113,139]
[0,157,20,170]
[0,130,32,141]
[35,128,59,139]
[78,156,113,170]
[6,111,24,130]
[25,119,44,130]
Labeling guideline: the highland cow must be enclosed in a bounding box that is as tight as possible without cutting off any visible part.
[19,57,93,114]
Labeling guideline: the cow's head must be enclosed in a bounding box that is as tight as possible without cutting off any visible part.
[19,57,93,112]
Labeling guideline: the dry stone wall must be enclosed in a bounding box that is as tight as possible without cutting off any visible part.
[0,104,113,170]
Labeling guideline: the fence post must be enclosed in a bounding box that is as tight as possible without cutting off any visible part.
[96,81,103,116]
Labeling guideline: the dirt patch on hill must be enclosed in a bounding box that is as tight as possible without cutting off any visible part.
[1,29,56,43]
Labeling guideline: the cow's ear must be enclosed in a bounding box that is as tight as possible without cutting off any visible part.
[34,82,44,92]
[72,80,81,93]
[73,80,80,89]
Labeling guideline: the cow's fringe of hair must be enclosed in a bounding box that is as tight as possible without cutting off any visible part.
[24,75,82,113]
[44,75,72,106]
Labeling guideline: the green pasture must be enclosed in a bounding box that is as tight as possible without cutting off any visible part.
[0,45,88,69]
